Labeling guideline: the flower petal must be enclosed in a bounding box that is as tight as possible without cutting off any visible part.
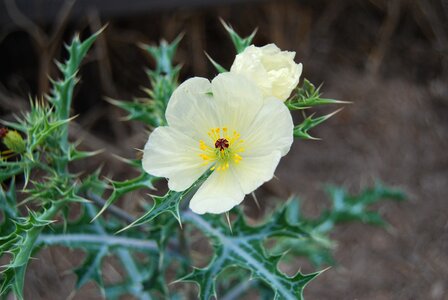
[165,77,219,141]
[189,171,245,214]
[211,73,264,133]
[231,151,282,194]
[244,97,294,157]
[142,126,210,191]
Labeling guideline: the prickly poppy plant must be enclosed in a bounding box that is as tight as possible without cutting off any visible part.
[0,22,405,300]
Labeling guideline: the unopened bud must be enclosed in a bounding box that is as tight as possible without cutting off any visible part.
[3,130,26,153]
[0,127,8,139]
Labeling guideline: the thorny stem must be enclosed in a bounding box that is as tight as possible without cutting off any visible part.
[12,200,65,294]
[88,192,181,251]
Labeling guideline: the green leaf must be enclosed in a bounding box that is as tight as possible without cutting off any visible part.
[315,182,405,231]
[286,79,348,110]
[0,202,63,299]
[270,185,405,267]
[220,19,257,53]
[0,177,17,220]
[74,246,107,292]
[140,34,183,75]
[106,97,163,127]
[293,109,342,140]
[112,36,182,127]
[48,27,105,153]
[180,203,322,300]
[117,170,211,232]
[93,171,157,221]
[38,203,167,299]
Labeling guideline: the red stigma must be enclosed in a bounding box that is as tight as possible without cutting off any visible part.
[215,138,229,151]
[0,127,8,139]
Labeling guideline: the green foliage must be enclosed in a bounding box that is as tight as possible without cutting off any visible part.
[118,170,212,232]
[293,109,342,140]
[206,20,257,73]
[38,203,169,299]
[286,79,348,110]
[50,28,105,122]
[93,167,157,221]
[270,183,405,267]
[286,79,348,140]
[109,35,182,127]
[0,29,102,299]
[314,183,405,230]
[220,19,257,54]
[180,207,320,300]
[0,203,62,299]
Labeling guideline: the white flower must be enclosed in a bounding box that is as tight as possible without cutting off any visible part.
[142,73,293,214]
[230,44,302,101]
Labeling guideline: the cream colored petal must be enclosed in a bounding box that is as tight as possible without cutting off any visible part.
[165,77,220,141]
[189,170,245,214]
[244,98,294,157]
[142,126,210,192]
[211,73,264,133]
[231,151,282,194]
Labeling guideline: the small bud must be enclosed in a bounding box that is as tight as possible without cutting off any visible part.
[3,130,26,153]
[0,127,8,139]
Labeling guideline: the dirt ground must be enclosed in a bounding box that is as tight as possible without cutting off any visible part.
[1,0,447,299]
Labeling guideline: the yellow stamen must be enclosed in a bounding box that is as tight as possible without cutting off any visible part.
[198,126,245,171]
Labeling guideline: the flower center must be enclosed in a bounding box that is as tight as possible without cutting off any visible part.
[214,138,229,150]
[199,127,244,171]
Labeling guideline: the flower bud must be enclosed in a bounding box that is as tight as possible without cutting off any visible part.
[0,127,8,139]
[230,44,302,101]
[2,130,26,153]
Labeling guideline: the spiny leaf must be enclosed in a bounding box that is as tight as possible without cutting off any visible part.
[220,19,257,53]
[140,34,183,75]
[0,177,17,221]
[293,109,342,140]
[48,26,105,153]
[106,97,162,127]
[118,190,185,232]
[315,182,405,230]
[118,170,211,232]
[0,203,62,299]
[180,204,322,300]
[38,203,170,299]
[286,79,349,110]
[112,36,182,127]
[68,146,104,161]
[270,185,405,267]
[93,171,157,221]
[74,246,107,293]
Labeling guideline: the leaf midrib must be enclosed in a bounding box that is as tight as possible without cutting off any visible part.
[184,212,296,300]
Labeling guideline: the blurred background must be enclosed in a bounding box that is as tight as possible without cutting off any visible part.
[0,0,447,299]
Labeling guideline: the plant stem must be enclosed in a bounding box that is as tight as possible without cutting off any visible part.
[13,201,65,296]
[37,233,158,251]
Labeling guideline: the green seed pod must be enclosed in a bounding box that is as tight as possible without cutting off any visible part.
[3,130,26,153]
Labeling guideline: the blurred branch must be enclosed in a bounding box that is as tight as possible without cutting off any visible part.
[416,0,448,52]
[88,9,117,97]
[4,0,47,47]
[88,192,135,224]
[5,0,75,94]
[366,0,401,75]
